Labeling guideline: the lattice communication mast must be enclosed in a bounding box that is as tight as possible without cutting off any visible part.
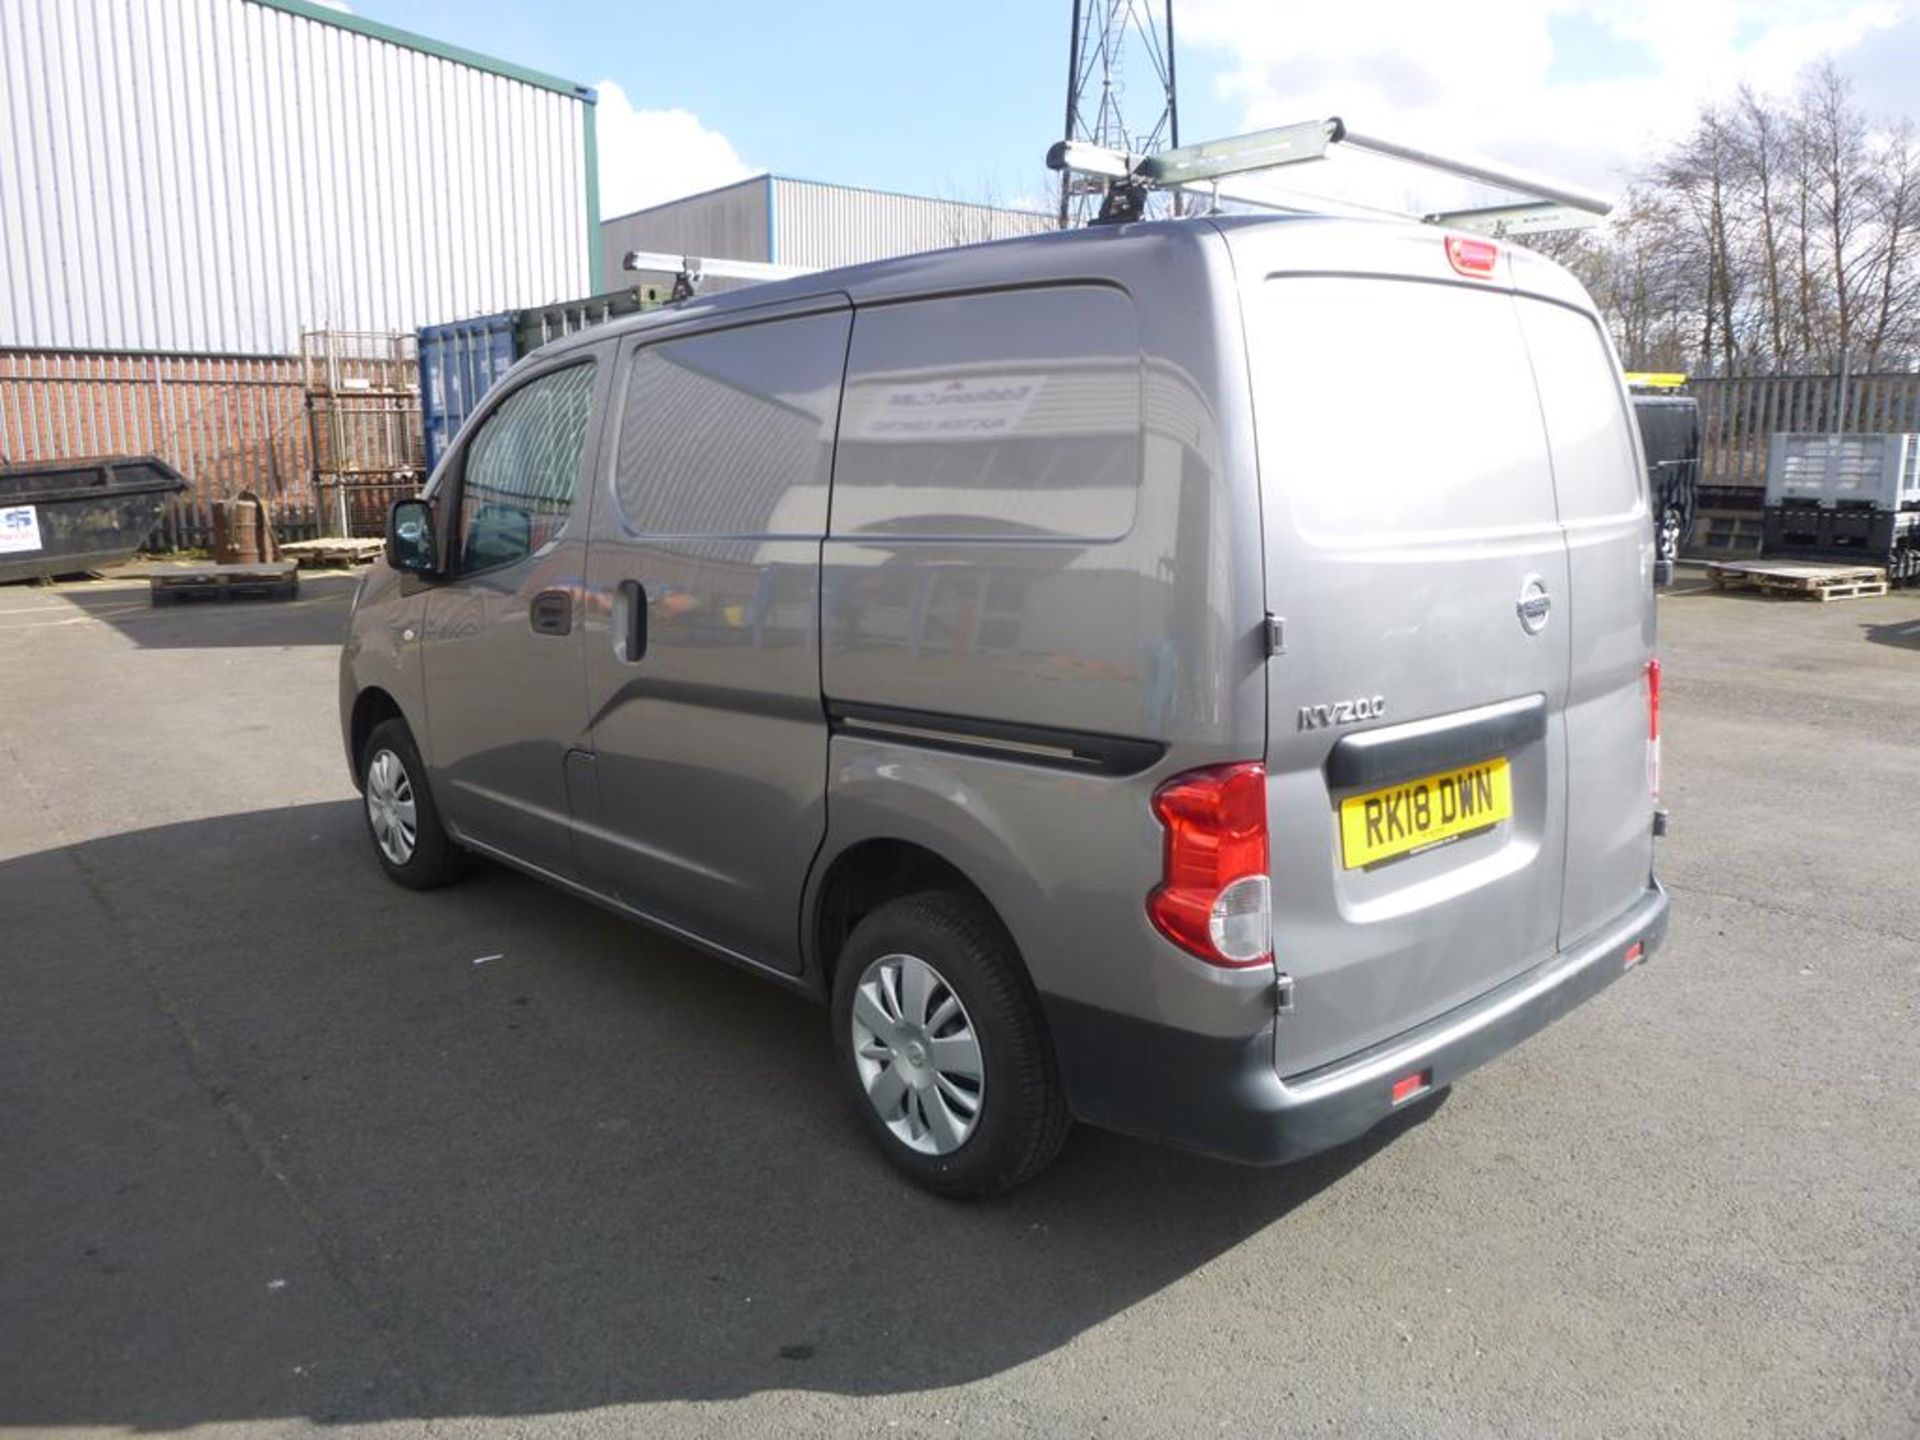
[1058,0,1179,227]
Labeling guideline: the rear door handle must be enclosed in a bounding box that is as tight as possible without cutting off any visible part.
[616,579,648,662]
[530,589,572,636]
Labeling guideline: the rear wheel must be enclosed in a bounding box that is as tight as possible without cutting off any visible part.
[831,891,1070,1198]
[359,717,467,890]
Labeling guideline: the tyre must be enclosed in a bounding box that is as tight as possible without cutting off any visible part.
[359,716,467,890]
[831,890,1071,1198]
[1658,503,1687,565]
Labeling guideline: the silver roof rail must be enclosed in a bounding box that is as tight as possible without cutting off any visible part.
[1047,116,1612,235]
[621,250,817,301]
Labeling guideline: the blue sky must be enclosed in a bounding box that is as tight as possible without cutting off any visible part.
[335,1,1919,219]
[335,0,1213,212]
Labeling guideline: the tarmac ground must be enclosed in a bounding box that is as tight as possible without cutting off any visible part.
[1,563,1916,1438]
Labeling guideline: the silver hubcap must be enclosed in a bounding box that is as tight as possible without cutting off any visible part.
[850,953,984,1156]
[365,749,418,866]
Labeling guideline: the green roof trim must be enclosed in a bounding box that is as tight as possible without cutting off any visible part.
[583,103,603,291]
[245,0,597,101]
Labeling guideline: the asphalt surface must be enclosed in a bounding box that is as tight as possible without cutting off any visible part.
[0,565,1915,1439]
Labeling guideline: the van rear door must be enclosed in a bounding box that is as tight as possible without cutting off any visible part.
[1236,234,1573,1078]
[1512,290,1657,945]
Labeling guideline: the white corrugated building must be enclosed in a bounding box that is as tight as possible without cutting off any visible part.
[601,176,1054,281]
[0,0,598,529]
[1,0,600,354]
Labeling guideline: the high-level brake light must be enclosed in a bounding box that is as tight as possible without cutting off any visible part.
[1445,234,1499,278]
[1148,763,1273,968]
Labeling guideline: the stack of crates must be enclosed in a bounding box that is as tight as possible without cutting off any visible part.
[302,331,424,538]
[1763,433,1920,585]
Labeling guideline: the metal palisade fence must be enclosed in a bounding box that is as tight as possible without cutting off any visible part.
[1692,371,1920,489]
[0,349,319,548]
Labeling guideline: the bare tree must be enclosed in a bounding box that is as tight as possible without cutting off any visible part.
[1551,57,1918,376]
[1863,121,1920,367]
[1733,86,1791,361]
[1657,108,1745,372]
[1802,61,1876,364]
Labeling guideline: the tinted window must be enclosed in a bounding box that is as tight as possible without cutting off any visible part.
[829,287,1142,540]
[1250,278,1557,542]
[614,311,850,538]
[1518,298,1645,522]
[457,363,596,573]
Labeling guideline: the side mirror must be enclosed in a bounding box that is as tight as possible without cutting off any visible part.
[387,499,439,576]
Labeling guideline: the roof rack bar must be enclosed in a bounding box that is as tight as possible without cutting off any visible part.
[1423,201,1605,237]
[1046,116,1613,229]
[621,250,815,284]
[1137,118,1339,186]
[1336,128,1611,216]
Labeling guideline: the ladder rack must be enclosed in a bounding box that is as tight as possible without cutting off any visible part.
[1048,116,1612,236]
[621,250,816,301]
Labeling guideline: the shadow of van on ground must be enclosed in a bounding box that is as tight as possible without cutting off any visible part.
[0,799,1439,1431]
[1861,613,1920,649]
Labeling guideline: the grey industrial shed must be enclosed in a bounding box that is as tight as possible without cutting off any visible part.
[599,176,1054,278]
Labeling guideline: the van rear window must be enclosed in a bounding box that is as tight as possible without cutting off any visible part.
[1247,278,1558,543]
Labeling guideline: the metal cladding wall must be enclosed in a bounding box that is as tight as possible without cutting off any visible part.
[599,179,774,282]
[0,0,597,356]
[770,179,1054,269]
[598,177,1054,278]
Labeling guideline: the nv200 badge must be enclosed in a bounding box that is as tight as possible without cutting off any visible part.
[1297,696,1386,730]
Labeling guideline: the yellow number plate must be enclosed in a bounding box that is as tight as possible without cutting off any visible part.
[1339,757,1512,869]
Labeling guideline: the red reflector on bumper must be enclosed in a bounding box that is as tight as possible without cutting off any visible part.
[1390,1070,1431,1105]
[1623,941,1646,969]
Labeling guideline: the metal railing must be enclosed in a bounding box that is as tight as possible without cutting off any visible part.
[1691,372,1920,489]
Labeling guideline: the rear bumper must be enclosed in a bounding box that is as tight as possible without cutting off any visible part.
[1045,878,1670,1165]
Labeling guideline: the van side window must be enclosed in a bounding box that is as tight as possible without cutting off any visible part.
[829,286,1142,541]
[1517,300,1645,522]
[613,311,850,539]
[455,362,597,574]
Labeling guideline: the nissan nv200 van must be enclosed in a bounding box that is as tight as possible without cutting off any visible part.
[342,215,1669,1197]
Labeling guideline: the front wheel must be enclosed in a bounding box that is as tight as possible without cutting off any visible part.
[359,716,467,890]
[831,891,1070,1198]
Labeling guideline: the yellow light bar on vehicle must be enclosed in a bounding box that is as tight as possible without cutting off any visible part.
[1624,372,1689,390]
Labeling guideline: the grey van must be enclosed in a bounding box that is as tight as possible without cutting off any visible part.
[341,216,1668,1197]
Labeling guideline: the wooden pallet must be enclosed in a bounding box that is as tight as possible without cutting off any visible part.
[1683,507,1766,558]
[148,561,300,605]
[1705,561,1889,602]
[278,537,385,569]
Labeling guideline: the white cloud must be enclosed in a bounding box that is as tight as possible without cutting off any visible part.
[594,80,755,218]
[1177,1,1908,214]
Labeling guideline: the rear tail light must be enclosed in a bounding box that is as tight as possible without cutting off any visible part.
[1445,234,1499,278]
[1645,657,1662,799]
[1148,762,1272,967]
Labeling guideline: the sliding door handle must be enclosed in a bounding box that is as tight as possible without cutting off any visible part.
[616,579,648,662]
[529,589,572,636]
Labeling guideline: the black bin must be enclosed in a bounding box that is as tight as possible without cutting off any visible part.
[0,456,188,584]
